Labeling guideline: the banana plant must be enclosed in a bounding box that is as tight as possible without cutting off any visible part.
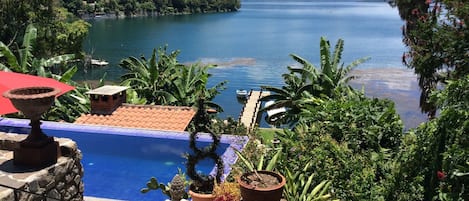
[120,45,226,110]
[260,37,369,126]
[44,66,92,122]
[0,24,75,74]
[120,46,179,104]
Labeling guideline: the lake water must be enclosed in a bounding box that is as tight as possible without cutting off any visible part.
[79,0,427,129]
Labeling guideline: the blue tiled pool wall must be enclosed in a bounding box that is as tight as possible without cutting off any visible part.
[0,118,249,200]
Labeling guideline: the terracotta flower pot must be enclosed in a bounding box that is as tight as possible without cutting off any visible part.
[238,170,286,201]
[189,190,215,201]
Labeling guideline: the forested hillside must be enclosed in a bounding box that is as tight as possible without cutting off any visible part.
[62,0,241,17]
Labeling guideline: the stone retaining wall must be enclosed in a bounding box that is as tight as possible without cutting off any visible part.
[0,132,84,201]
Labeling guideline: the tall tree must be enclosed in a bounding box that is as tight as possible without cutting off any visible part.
[393,0,468,118]
[0,0,90,57]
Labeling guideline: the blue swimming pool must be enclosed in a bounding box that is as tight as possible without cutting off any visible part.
[0,118,247,201]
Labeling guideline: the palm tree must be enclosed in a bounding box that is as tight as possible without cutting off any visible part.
[261,37,369,126]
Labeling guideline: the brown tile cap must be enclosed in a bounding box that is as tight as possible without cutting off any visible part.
[74,104,196,131]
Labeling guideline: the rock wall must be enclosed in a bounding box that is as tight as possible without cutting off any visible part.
[0,132,84,201]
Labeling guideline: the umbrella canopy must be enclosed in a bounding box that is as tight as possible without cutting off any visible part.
[0,71,75,115]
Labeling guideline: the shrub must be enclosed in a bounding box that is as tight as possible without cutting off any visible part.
[389,76,469,201]
[299,93,404,152]
[276,94,403,201]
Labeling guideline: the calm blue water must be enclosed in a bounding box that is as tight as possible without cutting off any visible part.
[0,126,229,201]
[79,1,407,124]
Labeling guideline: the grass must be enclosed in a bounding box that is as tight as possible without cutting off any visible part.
[257,127,284,144]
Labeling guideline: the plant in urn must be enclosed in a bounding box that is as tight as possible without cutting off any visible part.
[2,86,61,167]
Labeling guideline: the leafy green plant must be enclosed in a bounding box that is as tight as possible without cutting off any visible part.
[235,147,282,172]
[394,0,468,117]
[284,161,337,201]
[298,92,403,152]
[389,75,469,201]
[0,24,75,74]
[208,117,247,136]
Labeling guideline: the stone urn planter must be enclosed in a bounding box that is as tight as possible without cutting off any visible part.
[2,86,61,167]
[238,170,286,201]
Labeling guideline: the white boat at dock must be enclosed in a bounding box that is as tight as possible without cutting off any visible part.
[91,59,109,66]
[264,100,286,123]
[236,89,248,99]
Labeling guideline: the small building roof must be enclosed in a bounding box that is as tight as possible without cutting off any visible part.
[74,104,196,131]
[86,85,129,96]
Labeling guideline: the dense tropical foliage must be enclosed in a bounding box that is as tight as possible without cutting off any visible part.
[387,76,469,201]
[0,0,90,57]
[274,93,404,201]
[120,46,226,111]
[239,34,468,200]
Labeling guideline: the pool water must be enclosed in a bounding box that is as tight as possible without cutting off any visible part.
[0,119,245,201]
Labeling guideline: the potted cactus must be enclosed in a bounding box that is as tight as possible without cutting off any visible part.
[186,99,224,201]
[141,169,189,201]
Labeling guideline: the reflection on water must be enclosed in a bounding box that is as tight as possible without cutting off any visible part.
[349,68,427,129]
[186,57,257,67]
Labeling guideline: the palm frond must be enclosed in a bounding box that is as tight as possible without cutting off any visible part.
[319,37,332,77]
[332,39,344,70]
[290,53,311,66]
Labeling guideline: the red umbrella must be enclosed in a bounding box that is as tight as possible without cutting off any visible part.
[0,71,75,115]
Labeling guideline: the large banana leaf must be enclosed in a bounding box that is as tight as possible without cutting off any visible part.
[0,42,20,71]
[42,54,75,67]
[19,24,37,72]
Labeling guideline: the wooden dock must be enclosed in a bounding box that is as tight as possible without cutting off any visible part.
[238,90,270,132]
